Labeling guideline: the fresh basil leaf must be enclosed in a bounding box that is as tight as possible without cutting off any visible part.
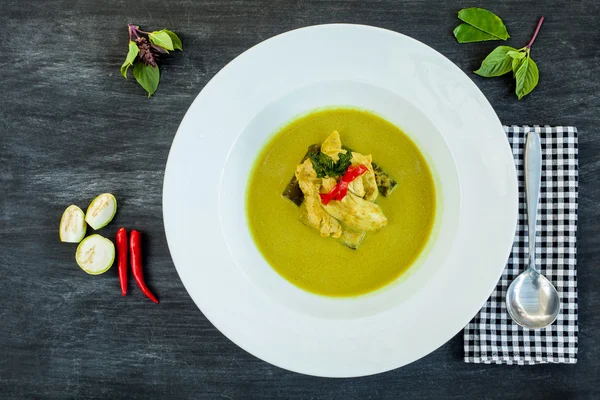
[507,50,527,76]
[515,57,539,100]
[474,46,517,77]
[162,29,182,50]
[120,41,140,78]
[120,63,129,78]
[458,7,510,40]
[149,31,174,51]
[309,152,334,178]
[511,56,524,77]
[133,63,160,97]
[309,151,353,178]
[507,50,526,59]
[453,23,501,43]
[334,151,353,176]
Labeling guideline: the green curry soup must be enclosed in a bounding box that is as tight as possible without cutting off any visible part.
[246,108,435,297]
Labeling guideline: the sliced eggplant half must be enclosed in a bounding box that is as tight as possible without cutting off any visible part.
[75,234,115,275]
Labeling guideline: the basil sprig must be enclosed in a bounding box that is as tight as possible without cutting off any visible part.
[475,17,544,100]
[121,24,183,97]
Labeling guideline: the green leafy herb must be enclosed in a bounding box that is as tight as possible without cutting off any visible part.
[507,50,526,60]
[511,56,524,76]
[163,29,183,50]
[475,46,515,77]
[515,57,539,100]
[120,41,139,78]
[309,151,353,178]
[453,23,501,43]
[453,7,509,43]
[149,30,174,51]
[473,17,545,99]
[120,24,183,97]
[508,50,527,76]
[133,63,160,98]
[457,7,510,40]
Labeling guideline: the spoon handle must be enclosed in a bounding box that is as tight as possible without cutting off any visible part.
[525,131,542,272]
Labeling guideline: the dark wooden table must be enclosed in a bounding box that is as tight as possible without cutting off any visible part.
[2,0,599,398]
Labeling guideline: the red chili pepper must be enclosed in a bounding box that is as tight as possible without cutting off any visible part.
[320,184,339,205]
[345,164,369,182]
[129,230,159,304]
[320,164,368,205]
[334,180,349,201]
[116,227,128,296]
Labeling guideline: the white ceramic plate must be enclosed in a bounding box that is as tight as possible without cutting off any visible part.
[163,24,518,377]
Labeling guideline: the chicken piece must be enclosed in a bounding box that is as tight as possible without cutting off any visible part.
[298,194,343,238]
[321,177,337,192]
[295,159,342,238]
[321,131,344,159]
[324,192,387,231]
[350,152,378,202]
[348,176,366,198]
[360,170,378,202]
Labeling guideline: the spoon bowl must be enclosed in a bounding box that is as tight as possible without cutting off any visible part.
[506,267,560,329]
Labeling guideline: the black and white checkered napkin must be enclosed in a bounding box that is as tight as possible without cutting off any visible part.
[464,126,579,365]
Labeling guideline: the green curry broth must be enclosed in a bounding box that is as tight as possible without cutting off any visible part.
[246,108,436,297]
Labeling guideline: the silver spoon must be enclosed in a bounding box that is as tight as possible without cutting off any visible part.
[506,131,560,329]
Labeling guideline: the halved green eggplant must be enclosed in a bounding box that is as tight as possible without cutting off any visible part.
[59,205,87,243]
[75,234,115,275]
[85,193,117,230]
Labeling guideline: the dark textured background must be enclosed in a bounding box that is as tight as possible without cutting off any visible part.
[1,0,599,399]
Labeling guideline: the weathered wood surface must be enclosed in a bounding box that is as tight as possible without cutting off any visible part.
[1,0,599,398]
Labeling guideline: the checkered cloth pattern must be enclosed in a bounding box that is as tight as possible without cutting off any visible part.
[464,125,578,365]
